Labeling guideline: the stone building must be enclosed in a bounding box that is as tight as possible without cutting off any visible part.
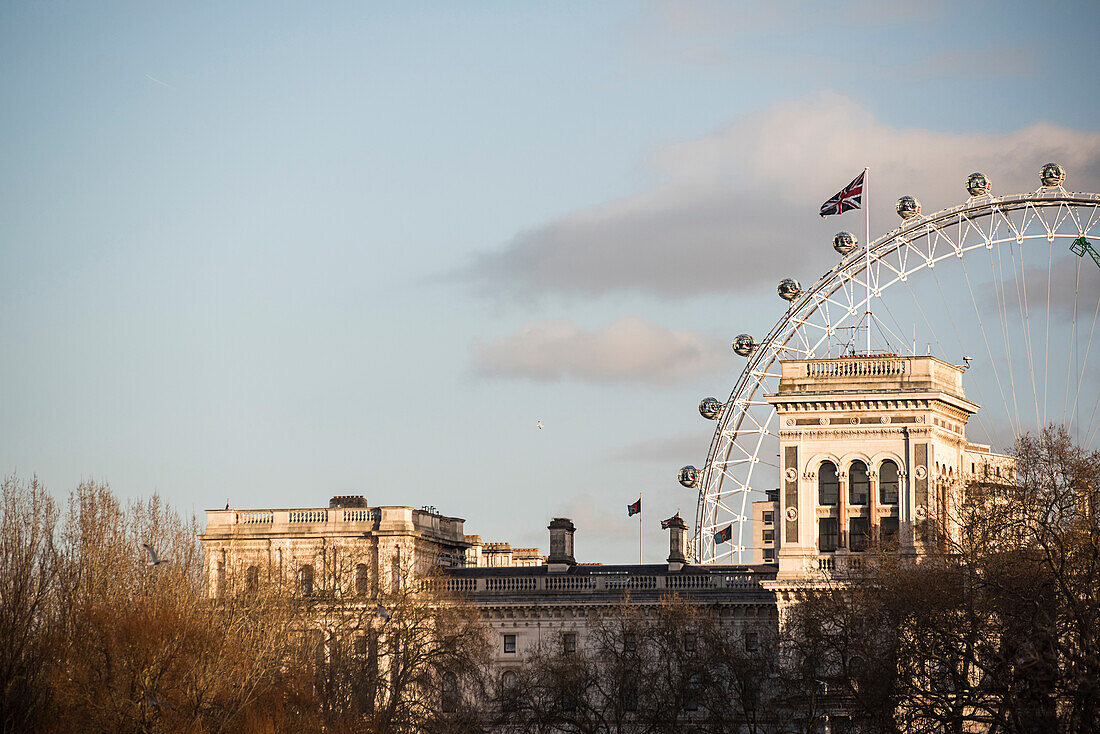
[445,517,777,671]
[199,495,473,599]
[197,353,1014,724]
[752,355,1012,581]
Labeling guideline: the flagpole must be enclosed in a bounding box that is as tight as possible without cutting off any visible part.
[864,166,871,353]
[639,492,643,565]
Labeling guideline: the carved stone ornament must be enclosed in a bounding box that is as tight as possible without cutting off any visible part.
[786,418,795,426]
[785,506,798,521]
[915,506,927,520]
[819,417,829,425]
[915,466,927,480]
[850,417,858,424]
[916,416,924,423]
[785,467,797,481]
[881,416,890,424]
[802,470,816,480]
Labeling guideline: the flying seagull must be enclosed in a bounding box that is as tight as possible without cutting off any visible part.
[536,420,543,430]
[143,543,169,567]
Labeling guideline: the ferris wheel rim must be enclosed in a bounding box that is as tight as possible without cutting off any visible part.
[694,188,1100,564]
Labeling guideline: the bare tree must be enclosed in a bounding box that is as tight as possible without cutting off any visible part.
[788,425,1100,734]
[0,475,60,734]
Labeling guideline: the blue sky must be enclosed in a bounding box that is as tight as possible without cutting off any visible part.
[2,1,1099,562]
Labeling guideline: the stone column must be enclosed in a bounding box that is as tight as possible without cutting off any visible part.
[868,470,878,529]
[838,471,848,549]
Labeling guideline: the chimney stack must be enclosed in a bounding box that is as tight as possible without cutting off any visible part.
[547,517,576,572]
[666,515,689,571]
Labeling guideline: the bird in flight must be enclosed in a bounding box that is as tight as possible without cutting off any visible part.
[536,420,543,430]
[143,543,169,567]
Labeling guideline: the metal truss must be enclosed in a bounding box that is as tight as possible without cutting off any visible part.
[694,189,1100,564]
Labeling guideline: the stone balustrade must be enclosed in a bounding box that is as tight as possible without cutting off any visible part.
[444,569,771,597]
[202,505,465,542]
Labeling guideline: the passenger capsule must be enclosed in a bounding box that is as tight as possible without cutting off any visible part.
[732,333,757,357]
[966,172,991,196]
[896,196,921,220]
[678,465,701,488]
[832,231,858,256]
[1039,162,1065,187]
[778,278,802,302]
[698,397,723,420]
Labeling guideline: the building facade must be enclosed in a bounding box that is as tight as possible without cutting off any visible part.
[758,355,1011,581]
[197,354,1014,726]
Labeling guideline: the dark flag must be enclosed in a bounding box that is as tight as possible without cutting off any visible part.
[713,524,733,544]
[660,514,679,529]
[820,171,864,217]
[627,498,641,517]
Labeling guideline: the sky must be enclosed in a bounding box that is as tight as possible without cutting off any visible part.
[2,1,1099,564]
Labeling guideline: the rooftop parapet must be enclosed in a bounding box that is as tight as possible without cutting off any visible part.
[202,505,467,542]
[774,355,968,400]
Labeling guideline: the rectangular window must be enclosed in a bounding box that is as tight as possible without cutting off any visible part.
[744,631,759,652]
[818,518,838,552]
[763,549,775,562]
[563,632,576,653]
[850,517,869,552]
[503,634,516,654]
[762,529,774,543]
[762,510,774,525]
[623,633,637,653]
[623,681,638,712]
[684,633,696,651]
[880,516,899,543]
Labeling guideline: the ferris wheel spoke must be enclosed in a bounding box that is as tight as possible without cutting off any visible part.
[696,189,1100,563]
[1072,293,1100,442]
[1010,236,1042,433]
[946,258,1018,438]
[1043,237,1055,428]
[991,245,1023,435]
[1064,260,1082,430]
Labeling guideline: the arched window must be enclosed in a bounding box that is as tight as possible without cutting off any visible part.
[819,461,839,506]
[300,564,315,598]
[245,565,259,596]
[880,460,900,505]
[849,461,869,505]
[356,563,369,597]
[441,671,459,713]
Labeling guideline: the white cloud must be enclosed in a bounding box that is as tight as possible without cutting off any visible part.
[462,92,1100,299]
[471,316,727,383]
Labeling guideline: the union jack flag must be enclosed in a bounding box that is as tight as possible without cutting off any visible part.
[660,514,679,529]
[819,171,864,217]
